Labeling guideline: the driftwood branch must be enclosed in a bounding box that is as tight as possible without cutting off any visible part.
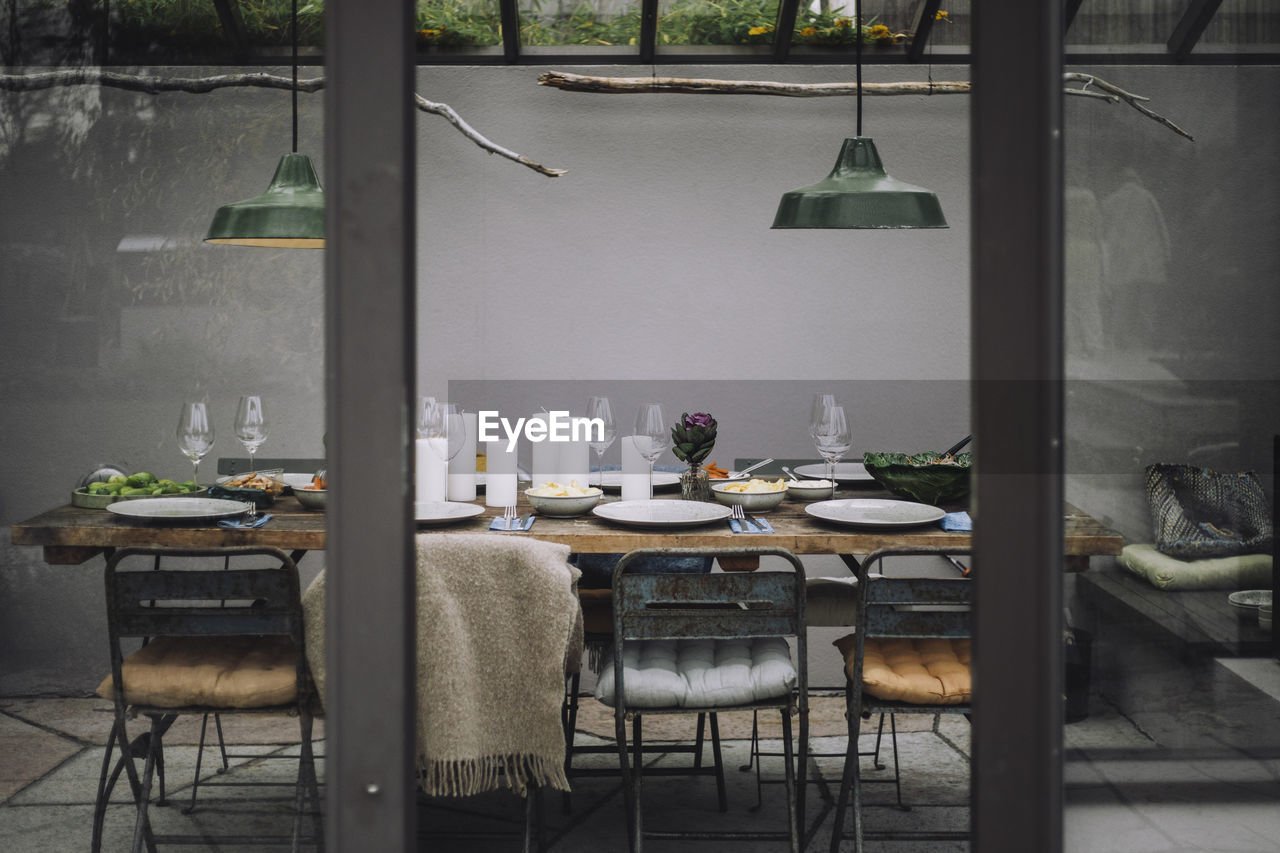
[538,70,1194,141]
[0,69,568,177]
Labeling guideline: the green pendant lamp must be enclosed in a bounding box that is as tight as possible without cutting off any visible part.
[771,0,946,230]
[205,0,324,248]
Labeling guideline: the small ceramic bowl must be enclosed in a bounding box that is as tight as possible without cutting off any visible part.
[525,488,602,518]
[711,482,787,512]
[785,480,836,502]
[294,488,327,511]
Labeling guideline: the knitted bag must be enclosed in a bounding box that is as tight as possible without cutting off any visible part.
[1144,463,1273,558]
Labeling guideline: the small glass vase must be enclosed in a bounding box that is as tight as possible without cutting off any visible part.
[680,465,712,502]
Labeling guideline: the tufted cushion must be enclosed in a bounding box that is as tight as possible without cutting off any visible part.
[835,635,971,705]
[1118,543,1273,591]
[96,636,298,709]
[595,637,796,709]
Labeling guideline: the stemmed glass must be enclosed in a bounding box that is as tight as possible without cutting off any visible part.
[233,395,270,471]
[586,396,617,490]
[633,403,670,500]
[176,402,214,485]
[808,393,839,441]
[422,400,466,467]
[811,402,852,499]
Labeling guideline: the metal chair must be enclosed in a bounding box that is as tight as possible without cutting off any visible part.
[92,546,322,853]
[563,553,724,814]
[828,546,972,853]
[604,547,808,853]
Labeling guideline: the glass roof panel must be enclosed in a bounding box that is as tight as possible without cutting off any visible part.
[1066,0,1184,51]
[1196,0,1280,54]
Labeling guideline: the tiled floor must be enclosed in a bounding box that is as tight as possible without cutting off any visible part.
[4,653,1280,853]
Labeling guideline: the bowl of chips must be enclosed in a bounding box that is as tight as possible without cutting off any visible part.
[210,469,285,510]
[525,481,602,517]
[711,478,788,512]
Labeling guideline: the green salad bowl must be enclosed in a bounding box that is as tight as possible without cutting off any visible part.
[862,451,973,505]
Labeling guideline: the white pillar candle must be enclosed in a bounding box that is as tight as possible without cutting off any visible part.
[560,432,591,491]
[529,413,558,488]
[483,435,519,508]
[620,435,651,502]
[415,438,448,503]
[447,412,478,501]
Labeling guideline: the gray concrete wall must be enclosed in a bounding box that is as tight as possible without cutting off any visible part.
[0,63,1275,695]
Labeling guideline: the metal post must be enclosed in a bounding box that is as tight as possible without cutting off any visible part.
[971,0,1064,851]
[324,0,417,850]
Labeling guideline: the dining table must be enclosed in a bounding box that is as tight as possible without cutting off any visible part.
[10,484,1123,571]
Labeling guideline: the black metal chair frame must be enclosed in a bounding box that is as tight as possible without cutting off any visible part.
[610,547,809,853]
[92,546,323,852]
[828,546,972,853]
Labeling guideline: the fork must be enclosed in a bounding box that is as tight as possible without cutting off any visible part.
[731,504,757,532]
[502,504,517,530]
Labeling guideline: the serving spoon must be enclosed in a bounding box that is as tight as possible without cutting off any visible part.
[781,466,800,481]
[728,458,775,479]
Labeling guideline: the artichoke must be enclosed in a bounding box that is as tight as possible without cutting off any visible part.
[671,412,718,465]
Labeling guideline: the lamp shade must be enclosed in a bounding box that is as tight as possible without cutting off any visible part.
[772,137,947,230]
[205,153,325,248]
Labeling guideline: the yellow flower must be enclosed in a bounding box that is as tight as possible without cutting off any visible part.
[869,24,891,38]
[835,18,851,29]
[935,10,951,22]
[748,25,772,36]
[800,26,817,37]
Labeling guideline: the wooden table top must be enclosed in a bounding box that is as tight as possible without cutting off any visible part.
[11,488,1123,567]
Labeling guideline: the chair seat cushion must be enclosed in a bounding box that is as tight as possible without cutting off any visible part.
[594,637,796,709]
[1118,543,1273,591]
[97,636,298,709]
[835,635,971,705]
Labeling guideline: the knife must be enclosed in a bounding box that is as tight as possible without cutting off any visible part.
[739,514,760,533]
[751,515,775,534]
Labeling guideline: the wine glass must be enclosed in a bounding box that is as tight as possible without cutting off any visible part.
[416,396,436,439]
[422,401,466,465]
[812,402,852,499]
[586,396,617,490]
[176,402,214,485]
[234,395,270,471]
[633,403,670,500]
[809,393,839,440]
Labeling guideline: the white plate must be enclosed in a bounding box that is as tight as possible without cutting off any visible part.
[107,497,251,522]
[414,501,486,526]
[805,498,945,528]
[1228,590,1272,611]
[592,500,732,528]
[596,471,681,492]
[794,462,874,483]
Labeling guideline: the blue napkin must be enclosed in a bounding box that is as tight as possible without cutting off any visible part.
[489,515,536,531]
[728,518,745,533]
[218,513,273,530]
[940,511,972,532]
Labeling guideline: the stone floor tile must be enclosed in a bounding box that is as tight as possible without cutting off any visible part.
[0,712,81,804]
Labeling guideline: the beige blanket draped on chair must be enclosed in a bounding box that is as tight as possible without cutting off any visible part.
[302,533,582,796]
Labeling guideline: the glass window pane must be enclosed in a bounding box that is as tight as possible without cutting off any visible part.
[416,0,503,54]
[1064,61,1280,853]
[520,0,643,56]
[655,0,781,56]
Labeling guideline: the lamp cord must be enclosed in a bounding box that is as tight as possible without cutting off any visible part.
[855,0,865,137]
[291,0,298,154]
